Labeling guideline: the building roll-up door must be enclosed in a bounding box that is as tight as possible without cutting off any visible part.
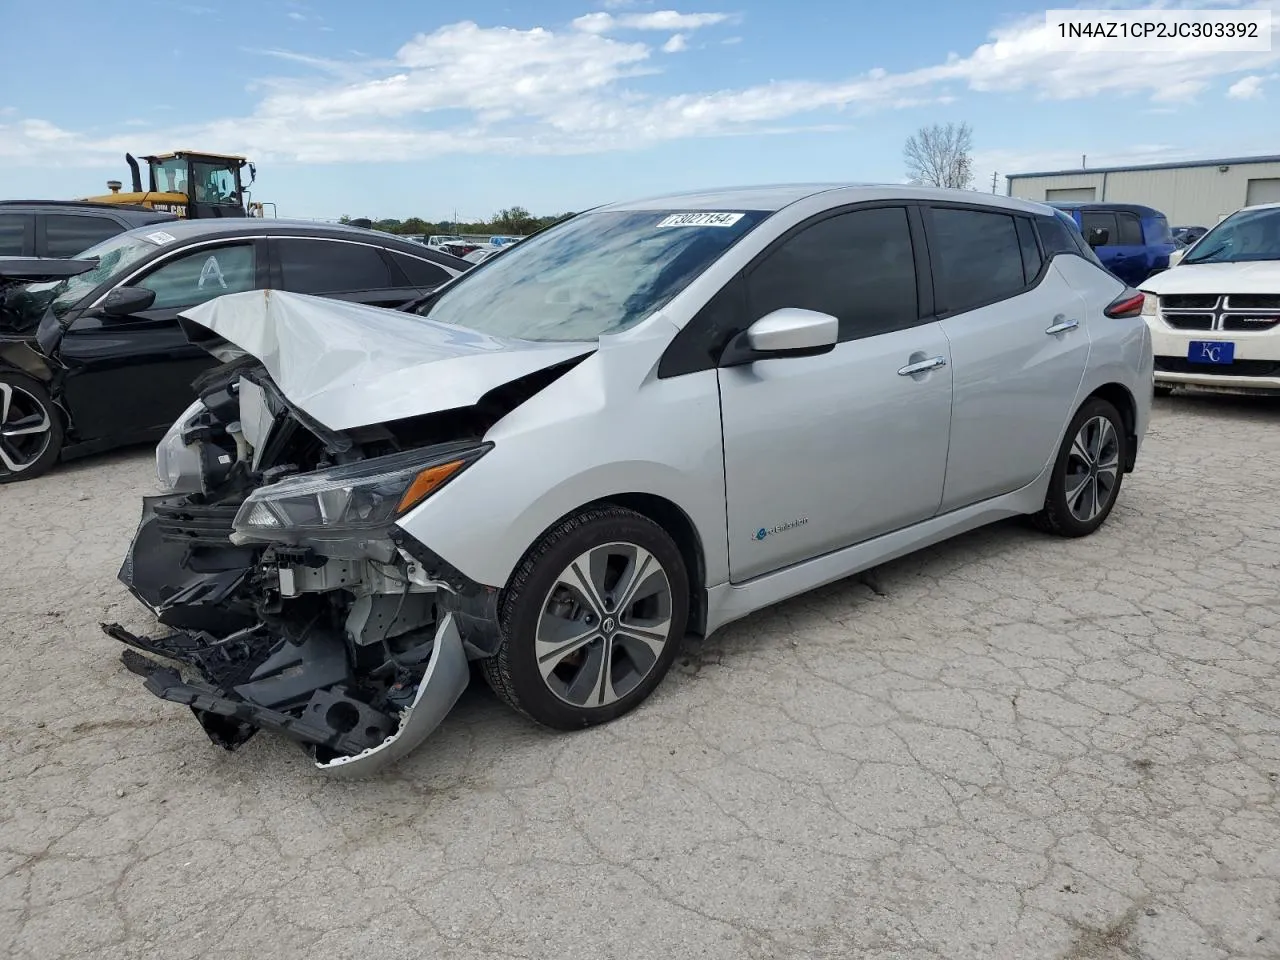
[1045,187,1097,202]
[1245,178,1280,206]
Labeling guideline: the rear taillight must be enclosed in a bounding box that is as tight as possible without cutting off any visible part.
[1104,287,1146,318]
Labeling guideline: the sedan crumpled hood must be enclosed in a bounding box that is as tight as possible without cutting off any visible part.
[179,290,595,431]
[1141,260,1280,295]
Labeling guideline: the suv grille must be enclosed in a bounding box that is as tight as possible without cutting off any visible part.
[1160,294,1218,309]
[1155,356,1280,377]
[1159,294,1280,333]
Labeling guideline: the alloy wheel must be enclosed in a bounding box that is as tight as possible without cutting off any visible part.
[534,542,674,708]
[1064,415,1120,523]
[0,382,54,475]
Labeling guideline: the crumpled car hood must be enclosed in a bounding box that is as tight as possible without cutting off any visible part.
[179,290,595,431]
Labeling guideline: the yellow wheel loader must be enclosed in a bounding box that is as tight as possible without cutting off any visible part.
[82,151,271,219]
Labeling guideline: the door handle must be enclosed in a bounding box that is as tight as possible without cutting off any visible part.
[897,356,947,376]
[1045,316,1079,335]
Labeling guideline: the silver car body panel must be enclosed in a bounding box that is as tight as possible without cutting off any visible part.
[314,613,470,778]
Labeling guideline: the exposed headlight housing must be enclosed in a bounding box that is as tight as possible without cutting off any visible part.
[231,442,490,544]
[156,400,210,493]
[1141,293,1158,317]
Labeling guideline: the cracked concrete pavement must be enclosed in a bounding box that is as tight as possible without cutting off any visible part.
[2,392,1279,960]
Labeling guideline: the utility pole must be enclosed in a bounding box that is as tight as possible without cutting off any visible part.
[1081,154,1087,169]
[991,171,999,194]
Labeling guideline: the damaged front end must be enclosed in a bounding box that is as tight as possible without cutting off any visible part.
[107,359,495,776]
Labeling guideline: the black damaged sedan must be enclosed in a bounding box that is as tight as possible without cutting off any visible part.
[0,219,469,482]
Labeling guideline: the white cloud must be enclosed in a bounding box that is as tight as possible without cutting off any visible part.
[1227,75,1265,98]
[572,9,731,33]
[288,11,305,21]
[4,2,1278,169]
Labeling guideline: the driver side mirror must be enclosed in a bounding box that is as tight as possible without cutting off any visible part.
[720,308,839,367]
[1086,226,1109,247]
[101,286,157,318]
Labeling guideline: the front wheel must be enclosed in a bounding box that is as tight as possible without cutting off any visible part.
[0,371,63,484]
[482,506,689,729]
[1033,397,1127,538]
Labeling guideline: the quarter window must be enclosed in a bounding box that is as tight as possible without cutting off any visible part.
[929,208,1026,314]
[746,206,918,341]
[1014,217,1043,285]
[45,215,124,258]
[138,244,257,310]
[390,251,450,288]
[278,239,392,293]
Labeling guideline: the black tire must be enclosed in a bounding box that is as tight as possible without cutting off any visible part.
[0,370,63,484]
[1153,384,1174,397]
[1033,397,1127,538]
[482,505,689,729]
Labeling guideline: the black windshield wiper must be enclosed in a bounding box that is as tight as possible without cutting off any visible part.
[1185,242,1231,264]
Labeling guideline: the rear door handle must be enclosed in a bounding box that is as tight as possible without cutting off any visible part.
[897,356,947,376]
[1045,316,1079,335]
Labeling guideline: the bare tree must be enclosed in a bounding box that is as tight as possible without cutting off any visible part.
[904,122,975,189]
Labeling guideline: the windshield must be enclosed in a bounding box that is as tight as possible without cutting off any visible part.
[417,209,770,341]
[1183,207,1280,264]
[11,233,159,321]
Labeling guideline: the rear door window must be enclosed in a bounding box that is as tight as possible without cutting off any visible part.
[44,214,126,258]
[278,239,393,293]
[1116,213,1143,246]
[928,207,1026,314]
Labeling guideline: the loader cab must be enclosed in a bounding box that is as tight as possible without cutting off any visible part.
[143,152,253,219]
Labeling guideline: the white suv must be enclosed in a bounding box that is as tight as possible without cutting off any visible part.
[1140,203,1280,394]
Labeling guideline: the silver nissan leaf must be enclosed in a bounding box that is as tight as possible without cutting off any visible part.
[110,184,1153,775]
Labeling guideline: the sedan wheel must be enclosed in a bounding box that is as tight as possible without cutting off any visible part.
[483,506,689,729]
[0,373,63,483]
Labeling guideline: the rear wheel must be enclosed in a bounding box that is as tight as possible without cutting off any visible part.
[0,371,62,483]
[482,506,689,729]
[1033,397,1127,538]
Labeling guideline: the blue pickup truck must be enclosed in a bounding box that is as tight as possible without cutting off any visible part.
[1048,201,1177,287]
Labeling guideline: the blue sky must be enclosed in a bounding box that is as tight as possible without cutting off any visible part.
[2,0,1278,221]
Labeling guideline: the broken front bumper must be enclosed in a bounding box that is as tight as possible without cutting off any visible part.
[105,614,470,777]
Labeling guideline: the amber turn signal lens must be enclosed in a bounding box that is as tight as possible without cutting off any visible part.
[396,459,466,514]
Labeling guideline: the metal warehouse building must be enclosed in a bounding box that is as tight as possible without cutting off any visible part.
[1006,154,1280,227]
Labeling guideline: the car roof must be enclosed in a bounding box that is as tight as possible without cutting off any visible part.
[111,218,474,269]
[0,200,177,223]
[1048,201,1167,218]
[599,183,1053,215]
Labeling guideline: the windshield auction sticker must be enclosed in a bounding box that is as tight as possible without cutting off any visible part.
[144,231,178,245]
[1045,9,1271,51]
[656,212,745,228]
